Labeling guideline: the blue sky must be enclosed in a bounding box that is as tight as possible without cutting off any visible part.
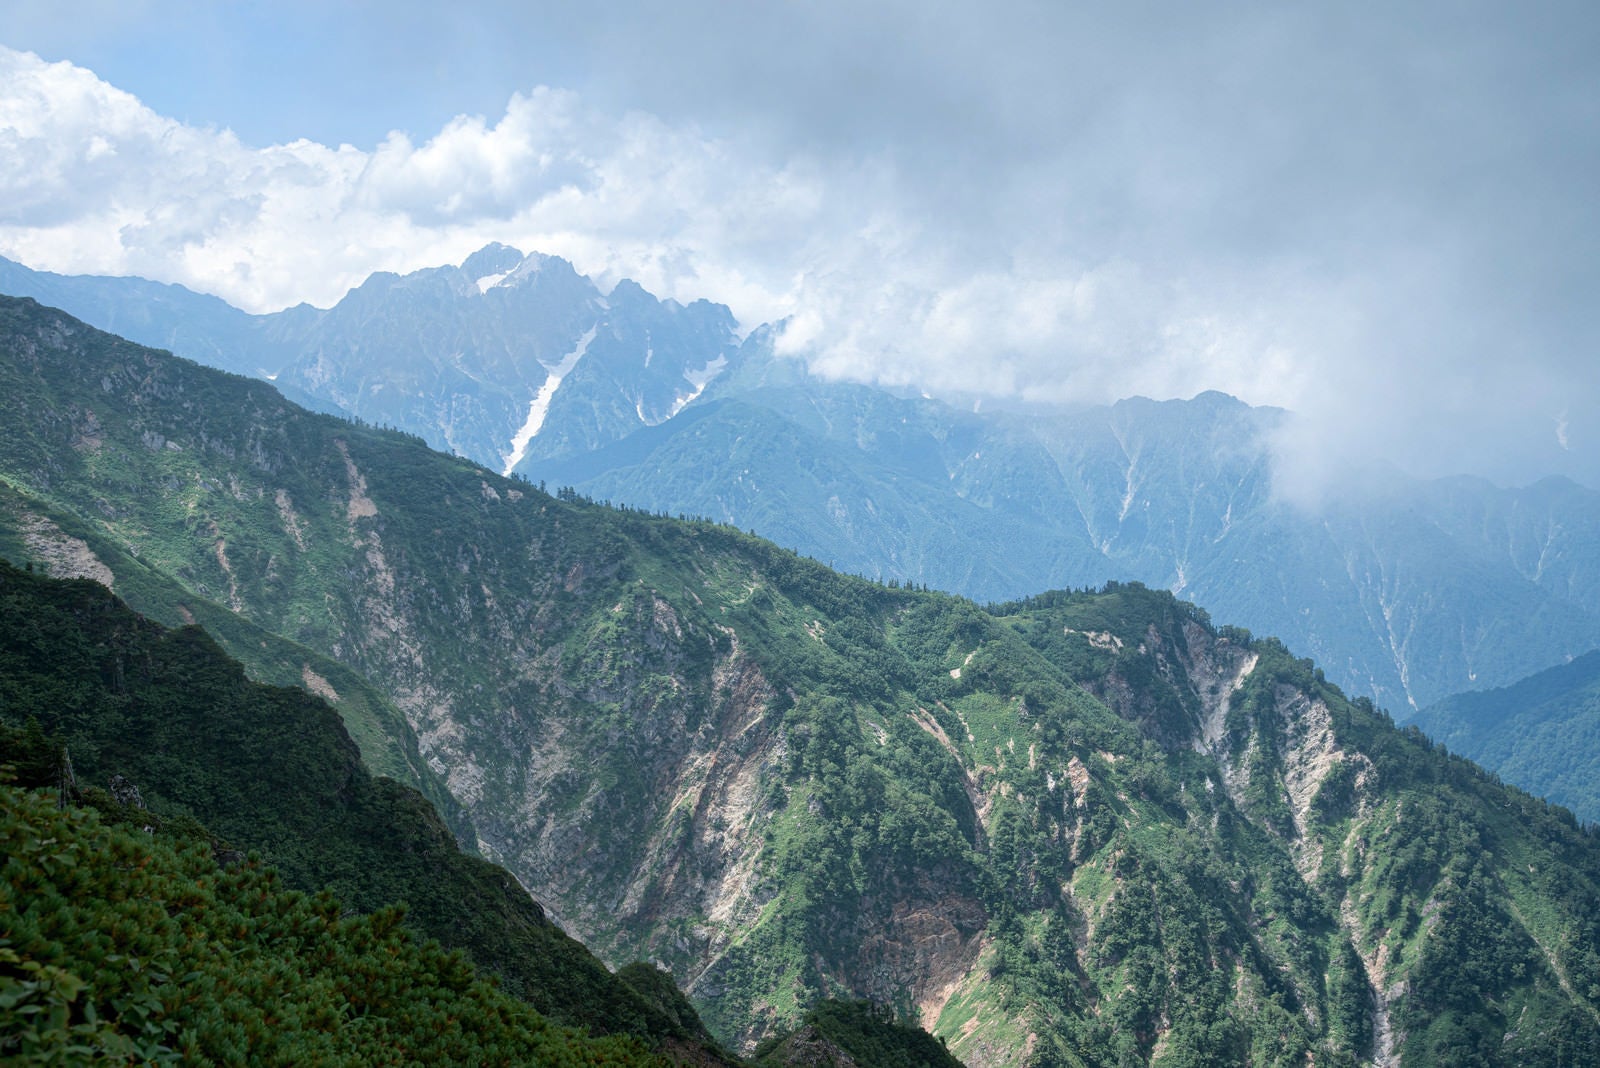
[6,3,582,147]
[3,1,1597,489]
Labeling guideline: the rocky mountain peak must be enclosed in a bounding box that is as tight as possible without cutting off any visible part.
[460,241,526,281]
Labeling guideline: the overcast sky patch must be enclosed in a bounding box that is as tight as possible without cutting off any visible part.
[1,1,1596,490]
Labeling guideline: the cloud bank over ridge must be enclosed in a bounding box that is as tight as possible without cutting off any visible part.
[1,1,1597,490]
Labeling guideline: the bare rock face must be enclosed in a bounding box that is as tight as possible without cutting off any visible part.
[108,773,145,810]
[18,512,114,589]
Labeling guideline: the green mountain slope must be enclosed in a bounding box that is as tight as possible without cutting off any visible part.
[0,478,465,830]
[0,781,672,1066]
[541,360,1600,716]
[752,1001,965,1068]
[0,559,736,1061]
[1414,651,1600,824]
[2,295,1598,1064]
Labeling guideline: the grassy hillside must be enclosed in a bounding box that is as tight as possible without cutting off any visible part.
[752,1001,965,1068]
[0,478,467,831]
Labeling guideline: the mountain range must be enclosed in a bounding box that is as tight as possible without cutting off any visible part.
[2,294,1598,1064]
[3,248,1598,797]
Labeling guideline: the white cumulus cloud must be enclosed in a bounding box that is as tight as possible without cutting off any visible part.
[0,47,828,316]
[0,24,1596,491]
[0,45,1284,410]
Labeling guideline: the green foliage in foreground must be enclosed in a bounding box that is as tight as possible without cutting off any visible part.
[0,782,669,1066]
[0,559,730,1058]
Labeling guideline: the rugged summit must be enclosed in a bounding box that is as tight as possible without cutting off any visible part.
[0,246,744,474]
[2,295,1597,1064]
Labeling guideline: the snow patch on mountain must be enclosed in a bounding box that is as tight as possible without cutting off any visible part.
[659,354,729,422]
[685,355,727,392]
[475,271,511,294]
[501,326,597,475]
[632,355,728,428]
[504,253,548,287]
[670,355,727,419]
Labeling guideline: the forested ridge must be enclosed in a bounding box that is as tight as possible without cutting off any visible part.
[0,558,745,1063]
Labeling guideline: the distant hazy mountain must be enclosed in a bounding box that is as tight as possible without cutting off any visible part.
[4,249,1598,717]
[276,245,742,469]
[1415,651,1600,823]
[532,346,1600,713]
[0,253,295,377]
[0,247,742,473]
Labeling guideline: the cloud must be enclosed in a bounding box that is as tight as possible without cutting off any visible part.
[357,91,593,224]
[0,47,817,316]
[1,0,1597,493]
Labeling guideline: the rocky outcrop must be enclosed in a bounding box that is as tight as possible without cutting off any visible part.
[17,512,113,588]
